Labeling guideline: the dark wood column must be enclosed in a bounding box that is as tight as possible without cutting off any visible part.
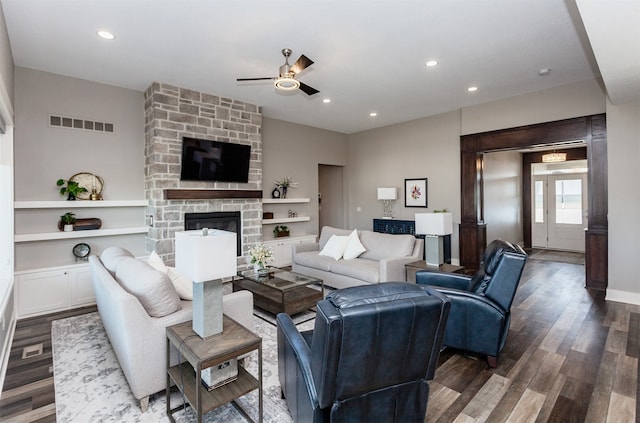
[460,114,607,290]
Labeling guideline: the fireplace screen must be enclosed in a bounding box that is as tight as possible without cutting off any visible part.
[184,211,242,256]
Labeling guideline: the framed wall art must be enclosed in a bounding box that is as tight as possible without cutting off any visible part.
[404,178,428,208]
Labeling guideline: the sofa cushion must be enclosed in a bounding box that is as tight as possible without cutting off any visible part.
[330,258,380,283]
[319,234,350,260]
[147,251,168,272]
[359,231,415,261]
[294,251,335,271]
[100,247,134,274]
[343,229,367,260]
[115,257,182,317]
[166,266,193,300]
[318,226,353,250]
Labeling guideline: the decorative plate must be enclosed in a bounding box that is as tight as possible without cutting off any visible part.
[69,172,104,200]
[72,243,91,259]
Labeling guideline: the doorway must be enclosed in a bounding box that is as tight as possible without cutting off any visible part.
[532,160,588,252]
[318,164,345,231]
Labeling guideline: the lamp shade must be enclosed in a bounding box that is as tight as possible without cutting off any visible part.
[377,187,397,200]
[415,213,453,236]
[175,229,237,282]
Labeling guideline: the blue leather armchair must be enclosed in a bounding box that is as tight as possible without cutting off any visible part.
[276,282,450,422]
[416,239,527,367]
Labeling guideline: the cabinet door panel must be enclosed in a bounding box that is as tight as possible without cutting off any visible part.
[17,270,69,317]
[70,267,96,306]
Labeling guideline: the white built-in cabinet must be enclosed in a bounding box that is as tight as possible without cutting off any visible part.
[263,235,317,267]
[13,200,148,317]
[14,263,94,318]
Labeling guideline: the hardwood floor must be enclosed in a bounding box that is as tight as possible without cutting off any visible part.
[0,259,637,422]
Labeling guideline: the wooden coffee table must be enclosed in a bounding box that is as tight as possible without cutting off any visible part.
[233,268,323,315]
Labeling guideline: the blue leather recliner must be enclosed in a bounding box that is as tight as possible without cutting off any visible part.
[276,282,450,423]
[416,239,527,367]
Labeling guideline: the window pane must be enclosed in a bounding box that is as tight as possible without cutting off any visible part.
[534,180,544,223]
[555,179,582,224]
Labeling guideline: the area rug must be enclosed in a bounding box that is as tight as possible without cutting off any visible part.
[52,312,315,422]
[253,307,315,326]
[528,249,585,265]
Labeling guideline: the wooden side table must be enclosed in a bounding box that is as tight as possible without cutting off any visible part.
[166,316,262,423]
[405,260,465,283]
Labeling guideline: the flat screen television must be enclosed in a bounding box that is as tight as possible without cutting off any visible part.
[180,137,251,183]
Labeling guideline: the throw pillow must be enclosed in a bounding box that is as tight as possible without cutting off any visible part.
[147,250,167,273]
[342,229,366,260]
[319,234,350,260]
[100,247,134,274]
[115,257,182,317]
[166,266,193,300]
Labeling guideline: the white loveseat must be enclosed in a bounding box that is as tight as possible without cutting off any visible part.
[89,247,253,411]
[292,226,423,290]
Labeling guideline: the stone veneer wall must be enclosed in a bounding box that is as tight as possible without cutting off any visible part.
[143,82,263,265]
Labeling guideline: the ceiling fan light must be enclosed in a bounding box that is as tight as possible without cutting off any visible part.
[274,77,300,91]
[542,152,567,163]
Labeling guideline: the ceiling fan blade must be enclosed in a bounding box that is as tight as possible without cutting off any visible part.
[299,82,319,96]
[290,55,314,75]
[236,77,275,81]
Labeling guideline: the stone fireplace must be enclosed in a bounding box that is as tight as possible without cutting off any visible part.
[143,82,263,265]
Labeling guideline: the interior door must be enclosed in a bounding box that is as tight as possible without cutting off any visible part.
[532,173,587,251]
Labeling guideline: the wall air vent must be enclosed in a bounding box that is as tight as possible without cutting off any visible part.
[49,115,115,133]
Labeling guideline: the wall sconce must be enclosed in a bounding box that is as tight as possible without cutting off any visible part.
[415,213,453,266]
[377,187,397,219]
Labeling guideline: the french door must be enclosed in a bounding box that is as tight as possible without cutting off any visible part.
[532,173,588,251]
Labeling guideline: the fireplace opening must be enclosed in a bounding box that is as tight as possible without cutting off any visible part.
[184,211,242,256]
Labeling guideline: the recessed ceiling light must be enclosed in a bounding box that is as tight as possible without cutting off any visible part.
[426,60,438,67]
[467,86,478,92]
[370,112,378,117]
[97,30,115,40]
[538,68,551,76]
[323,98,331,103]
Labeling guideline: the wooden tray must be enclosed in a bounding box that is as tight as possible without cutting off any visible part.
[58,217,102,231]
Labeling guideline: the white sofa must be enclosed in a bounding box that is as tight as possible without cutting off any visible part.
[89,247,253,412]
[292,226,423,290]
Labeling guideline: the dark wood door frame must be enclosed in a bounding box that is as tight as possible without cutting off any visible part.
[460,114,607,290]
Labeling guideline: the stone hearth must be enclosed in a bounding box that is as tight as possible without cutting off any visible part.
[144,82,263,266]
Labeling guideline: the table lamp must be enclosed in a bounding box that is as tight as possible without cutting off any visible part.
[175,228,237,338]
[377,187,397,219]
[415,213,453,266]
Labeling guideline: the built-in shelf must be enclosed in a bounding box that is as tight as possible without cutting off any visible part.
[15,227,149,242]
[262,198,310,204]
[15,200,148,209]
[261,217,311,225]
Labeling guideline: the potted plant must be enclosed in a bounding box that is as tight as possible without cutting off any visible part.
[273,225,290,238]
[60,212,76,232]
[273,175,298,199]
[56,178,88,200]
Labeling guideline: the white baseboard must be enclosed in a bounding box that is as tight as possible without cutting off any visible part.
[605,289,640,306]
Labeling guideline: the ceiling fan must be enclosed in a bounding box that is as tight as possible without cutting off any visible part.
[237,48,319,96]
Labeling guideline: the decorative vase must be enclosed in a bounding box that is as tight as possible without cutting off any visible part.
[281,186,287,198]
[67,192,76,201]
[253,262,265,273]
[63,224,74,232]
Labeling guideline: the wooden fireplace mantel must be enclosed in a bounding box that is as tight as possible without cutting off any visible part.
[164,189,262,200]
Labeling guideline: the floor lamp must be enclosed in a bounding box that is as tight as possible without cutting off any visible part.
[415,213,453,266]
[175,228,237,338]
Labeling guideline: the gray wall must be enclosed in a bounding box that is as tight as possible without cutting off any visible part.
[483,151,523,245]
[0,3,13,107]
[13,68,145,269]
[606,98,640,303]
[262,117,348,236]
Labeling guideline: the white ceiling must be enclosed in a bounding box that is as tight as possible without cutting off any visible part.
[1,0,638,134]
